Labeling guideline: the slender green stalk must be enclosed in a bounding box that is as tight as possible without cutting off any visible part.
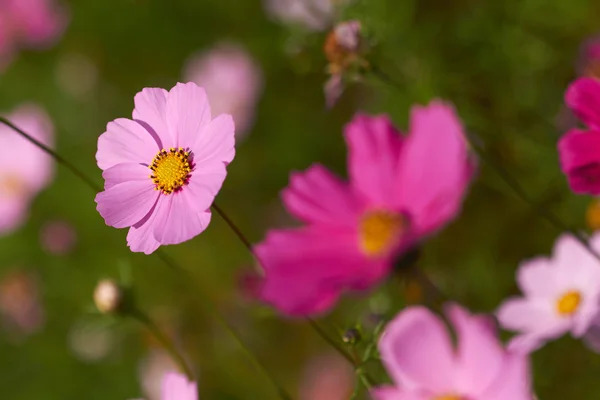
[130,309,195,380]
[307,318,355,365]
[0,117,292,399]
[212,202,254,252]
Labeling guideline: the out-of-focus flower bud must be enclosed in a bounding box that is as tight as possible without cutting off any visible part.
[342,327,361,345]
[94,279,123,315]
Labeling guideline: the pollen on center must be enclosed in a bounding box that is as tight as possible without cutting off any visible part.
[556,290,582,316]
[149,147,193,194]
[358,210,405,257]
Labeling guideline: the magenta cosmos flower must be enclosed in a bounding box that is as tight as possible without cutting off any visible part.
[183,42,263,139]
[557,77,600,194]
[496,234,600,353]
[372,304,532,400]
[254,101,475,316]
[95,82,235,254]
[0,104,54,235]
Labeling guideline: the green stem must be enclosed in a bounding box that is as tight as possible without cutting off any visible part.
[130,309,195,381]
[212,202,254,252]
[307,318,355,365]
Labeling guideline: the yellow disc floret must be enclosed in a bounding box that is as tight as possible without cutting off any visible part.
[359,210,405,257]
[149,147,192,194]
[556,290,582,316]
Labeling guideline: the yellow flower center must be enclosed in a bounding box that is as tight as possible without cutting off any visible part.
[556,290,582,316]
[0,174,26,197]
[149,147,192,194]
[433,396,464,400]
[358,210,405,257]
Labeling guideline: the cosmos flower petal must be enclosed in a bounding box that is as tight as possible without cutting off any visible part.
[161,371,198,400]
[370,386,418,400]
[96,118,158,170]
[102,162,151,190]
[95,180,158,229]
[479,352,531,400]
[152,194,212,246]
[558,128,600,195]
[167,82,212,148]
[396,101,474,237]
[0,197,28,236]
[192,113,235,165]
[281,163,362,226]
[516,257,557,297]
[565,77,600,129]
[496,298,563,334]
[378,306,455,392]
[344,113,404,205]
[133,87,170,148]
[126,200,162,255]
[185,163,227,212]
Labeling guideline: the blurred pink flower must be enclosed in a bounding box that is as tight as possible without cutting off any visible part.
[558,77,600,195]
[254,102,475,316]
[497,234,600,353]
[299,353,353,400]
[264,0,346,31]
[138,350,180,400]
[95,82,236,254]
[0,104,54,235]
[183,43,263,139]
[40,219,77,255]
[161,372,197,400]
[372,304,532,400]
[0,269,45,338]
[0,0,68,70]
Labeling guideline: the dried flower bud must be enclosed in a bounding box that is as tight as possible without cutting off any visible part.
[93,279,123,314]
[342,327,361,345]
[324,20,363,74]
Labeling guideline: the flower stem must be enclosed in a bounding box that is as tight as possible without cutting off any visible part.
[130,308,195,381]
[212,202,254,252]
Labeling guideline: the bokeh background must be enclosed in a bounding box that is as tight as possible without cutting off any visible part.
[0,0,599,398]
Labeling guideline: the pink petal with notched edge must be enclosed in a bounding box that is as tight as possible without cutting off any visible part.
[344,113,404,206]
[166,82,211,148]
[185,163,228,213]
[161,371,197,400]
[516,257,557,297]
[127,199,162,255]
[132,87,170,149]
[565,77,600,129]
[101,162,151,190]
[282,164,363,226]
[378,307,455,392]
[395,101,473,238]
[558,129,600,194]
[191,113,235,165]
[496,298,566,334]
[446,304,504,396]
[152,193,212,246]
[255,228,366,316]
[96,118,159,171]
[95,179,158,229]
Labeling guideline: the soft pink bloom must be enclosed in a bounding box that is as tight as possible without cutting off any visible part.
[497,234,600,353]
[0,270,45,339]
[264,0,345,31]
[0,0,68,70]
[372,304,532,400]
[183,43,263,139]
[557,77,600,194]
[161,372,197,400]
[0,104,54,235]
[40,219,77,255]
[299,353,354,400]
[95,82,236,254]
[254,102,475,316]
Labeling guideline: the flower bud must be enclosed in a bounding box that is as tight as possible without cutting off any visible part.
[342,327,361,345]
[93,279,123,314]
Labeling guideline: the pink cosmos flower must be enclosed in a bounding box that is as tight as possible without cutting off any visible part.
[95,82,235,254]
[264,0,345,31]
[557,77,600,195]
[372,304,532,400]
[497,234,600,353]
[161,372,197,400]
[0,104,54,235]
[183,43,263,139]
[0,0,68,70]
[254,102,475,316]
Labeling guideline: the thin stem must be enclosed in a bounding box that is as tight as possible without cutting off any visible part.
[212,202,254,252]
[130,309,195,381]
[369,64,404,92]
[307,318,354,364]
[0,117,102,193]
[0,117,292,399]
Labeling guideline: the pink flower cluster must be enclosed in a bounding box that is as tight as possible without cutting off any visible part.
[0,0,68,70]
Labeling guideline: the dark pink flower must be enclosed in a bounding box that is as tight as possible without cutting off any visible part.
[254,102,475,316]
[558,78,600,194]
[372,304,532,400]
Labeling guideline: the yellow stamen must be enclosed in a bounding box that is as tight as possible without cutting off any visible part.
[358,210,405,257]
[556,290,582,316]
[149,147,192,194]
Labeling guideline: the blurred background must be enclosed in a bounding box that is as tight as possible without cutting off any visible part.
[0,0,599,398]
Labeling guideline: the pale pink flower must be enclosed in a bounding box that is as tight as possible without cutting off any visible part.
[0,269,45,338]
[264,0,342,31]
[40,219,77,255]
[95,82,236,254]
[254,102,475,316]
[0,104,54,235]
[183,43,263,139]
[299,353,354,400]
[0,0,68,70]
[372,304,532,400]
[161,372,197,400]
[497,234,600,353]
